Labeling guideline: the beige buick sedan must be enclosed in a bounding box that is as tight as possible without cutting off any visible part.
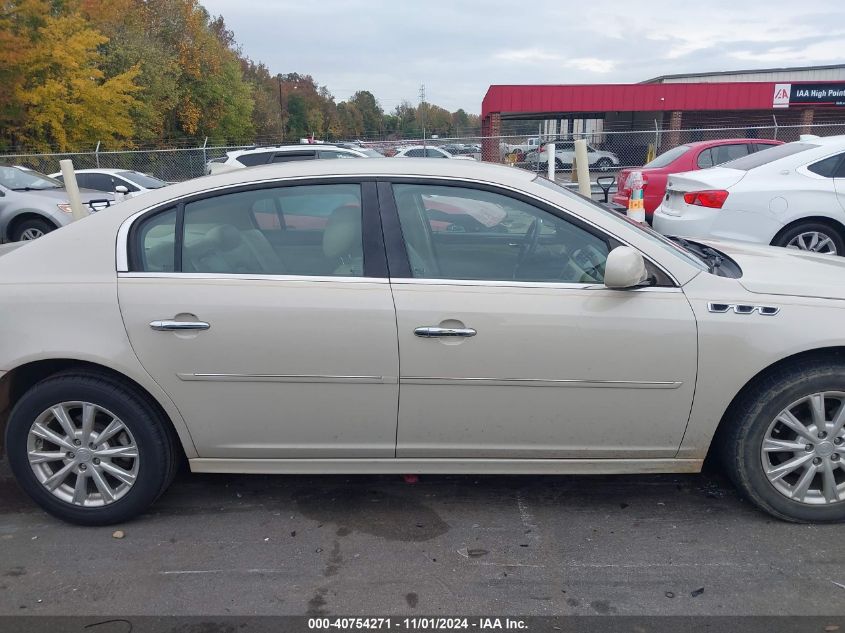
[2,159,845,525]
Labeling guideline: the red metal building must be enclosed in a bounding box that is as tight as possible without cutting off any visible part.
[480,65,845,162]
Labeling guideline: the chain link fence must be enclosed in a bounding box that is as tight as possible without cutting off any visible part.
[2,122,844,185]
[0,144,253,183]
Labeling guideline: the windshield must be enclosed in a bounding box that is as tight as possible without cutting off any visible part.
[643,145,690,168]
[719,142,817,171]
[119,171,167,189]
[533,176,709,271]
[0,165,62,190]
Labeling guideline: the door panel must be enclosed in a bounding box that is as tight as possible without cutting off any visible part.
[385,181,698,459]
[119,181,398,459]
[119,277,398,458]
[392,283,697,458]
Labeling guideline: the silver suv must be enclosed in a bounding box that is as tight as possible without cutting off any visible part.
[0,166,115,241]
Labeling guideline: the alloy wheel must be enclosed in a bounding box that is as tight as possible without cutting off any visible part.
[26,401,139,507]
[761,392,845,505]
[20,228,44,240]
[786,231,837,255]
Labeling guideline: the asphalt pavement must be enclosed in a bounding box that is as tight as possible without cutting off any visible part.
[0,459,843,617]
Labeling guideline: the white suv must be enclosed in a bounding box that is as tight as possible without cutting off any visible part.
[206,145,370,175]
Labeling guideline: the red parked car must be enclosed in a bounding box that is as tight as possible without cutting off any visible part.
[612,138,783,220]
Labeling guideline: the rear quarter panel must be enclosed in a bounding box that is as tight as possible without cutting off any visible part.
[0,214,198,457]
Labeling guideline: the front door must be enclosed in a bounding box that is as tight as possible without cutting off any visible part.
[384,181,697,459]
[118,181,399,459]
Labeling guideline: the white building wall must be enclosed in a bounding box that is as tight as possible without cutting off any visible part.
[659,67,845,83]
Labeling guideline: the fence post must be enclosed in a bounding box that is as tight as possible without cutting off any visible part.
[201,137,208,176]
[772,115,779,140]
[95,141,100,168]
[654,119,661,153]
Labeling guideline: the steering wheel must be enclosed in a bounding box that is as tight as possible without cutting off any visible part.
[516,218,543,274]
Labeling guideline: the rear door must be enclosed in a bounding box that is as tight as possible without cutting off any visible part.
[118,180,399,459]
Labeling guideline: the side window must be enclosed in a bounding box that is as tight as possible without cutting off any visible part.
[425,148,446,158]
[180,184,363,277]
[392,184,610,284]
[318,150,357,159]
[74,174,92,189]
[236,152,273,167]
[696,149,714,169]
[807,154,845,178]
[405,148,425,157]
[711,143,749,165]
[272,151,316,162]
[115,177,140,193]
[135,207,177,272]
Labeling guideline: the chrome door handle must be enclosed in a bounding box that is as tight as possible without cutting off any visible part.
[414,326,477,338]
[149,320,210,331]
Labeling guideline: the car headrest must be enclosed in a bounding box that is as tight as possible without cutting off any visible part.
[188,224,242,258]
[322,204,361,258]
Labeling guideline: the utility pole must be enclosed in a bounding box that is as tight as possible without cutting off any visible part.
[278,76,285,143]
[419,84,426,151]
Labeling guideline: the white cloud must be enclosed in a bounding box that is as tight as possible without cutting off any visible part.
[200,0,845,112]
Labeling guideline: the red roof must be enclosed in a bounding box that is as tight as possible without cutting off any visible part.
[482,82,819,118]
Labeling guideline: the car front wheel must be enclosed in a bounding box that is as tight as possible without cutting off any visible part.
[721,360,845,522]
[12,217,56,241]
[5,372,178,525]
[595,158,614,172]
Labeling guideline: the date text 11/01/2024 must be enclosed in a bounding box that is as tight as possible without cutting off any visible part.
[307,618,529,630]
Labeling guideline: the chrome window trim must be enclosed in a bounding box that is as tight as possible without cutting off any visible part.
[118,272,389,284]
[116,173,682,286]
[389,277,682,292]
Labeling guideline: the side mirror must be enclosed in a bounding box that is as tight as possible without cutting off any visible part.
[114,185,129,194]
[604,246,649,289]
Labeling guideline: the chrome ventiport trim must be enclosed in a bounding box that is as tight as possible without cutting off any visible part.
[708,302,780,316]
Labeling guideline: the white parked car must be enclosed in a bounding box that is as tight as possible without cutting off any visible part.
[3,159,845,525]
[206,144,370,175]
[50,169,168,199]
[653,136,845,255]
[526,141,620,172]
[393,145,476,160]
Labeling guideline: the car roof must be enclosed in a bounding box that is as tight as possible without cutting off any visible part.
[129,158,536,206]
[228,144,360,157]
[800,134,845,147]
[50,168,139,175]
[683,138,783,149]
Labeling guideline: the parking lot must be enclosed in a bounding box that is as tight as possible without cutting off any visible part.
[1,459,843,617]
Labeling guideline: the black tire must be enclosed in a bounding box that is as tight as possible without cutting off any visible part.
[720,360,845,523]
[5,372,177,525]
[11,217,56,242]
[554,158,564,169]
[596,158,613,172]
[772,221,845,256]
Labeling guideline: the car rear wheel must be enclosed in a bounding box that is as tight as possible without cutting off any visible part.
[12,217,56,241]
[5,372,178,525]
[773,222,844,256]
[721,361,845,522]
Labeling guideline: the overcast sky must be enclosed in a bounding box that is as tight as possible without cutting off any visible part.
[202,0,845,114]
